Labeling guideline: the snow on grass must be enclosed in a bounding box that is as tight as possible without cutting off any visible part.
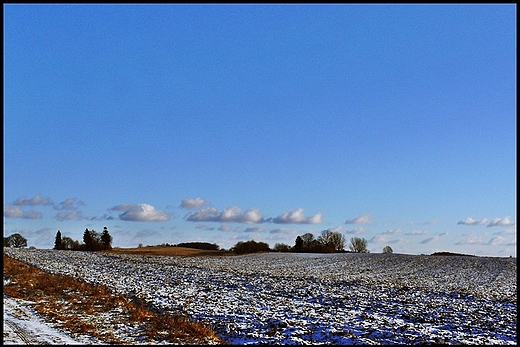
[4,248,516,345]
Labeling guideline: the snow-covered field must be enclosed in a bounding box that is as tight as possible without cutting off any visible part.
[4,248,517,345]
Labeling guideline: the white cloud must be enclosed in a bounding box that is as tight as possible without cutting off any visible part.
[382,228,402,235]
[369,235,390,244]
[487,236,516,246]
[344,227,368,234]
[186,206,266,224]
[407,220,437,226]
[269,228,299,235]
[196,224,215,230]
[24,210,43,219]
[4,205,23,218]
[3,205,42,219]
[368,234,403,243]
[420,235,440,244]
[494,228,516,236]
[180,197,211,209]
[186,207,220,221]
[272,208,323,224]
[54,197,85,210]
[54,211,83,221]
[369,233,405,245]
[243,226,268,233]
[455,234,483,245]
[110,204,171,222]
[219,224,232,232]
[240,208,265,224]
[219,206,243,222]
[405,230,428,235]
[345,214,373,225]
[420,231,448,244]
[13,194,52,206]
[457,217,489,226]
[487,217,516,227]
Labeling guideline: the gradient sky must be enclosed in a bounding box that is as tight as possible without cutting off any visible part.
[4,4,516,256]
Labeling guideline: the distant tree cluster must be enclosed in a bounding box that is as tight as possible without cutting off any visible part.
[4,233,28,248]
[289,230,348,253]
[230,240,270,254]
[271,233,372,254]
[176,242,220,251]
[54,227,112,251]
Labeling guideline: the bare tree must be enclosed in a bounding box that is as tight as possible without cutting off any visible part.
[317,230,346,251]
[273,243,291,252]
[349,237,369,253]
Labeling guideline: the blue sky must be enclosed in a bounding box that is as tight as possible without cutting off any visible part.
[4,4,516,256]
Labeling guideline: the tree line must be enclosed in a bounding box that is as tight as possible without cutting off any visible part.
[54,227,113,251]
[227,230,386,254]
[5,227,396,255]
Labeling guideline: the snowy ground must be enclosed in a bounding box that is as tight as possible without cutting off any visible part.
[4,248,517,345]
[3,295,98,345]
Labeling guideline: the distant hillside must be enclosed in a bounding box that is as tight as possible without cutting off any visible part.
[105,246,229,257]
[175,242,220,251]
[430,251,476,257]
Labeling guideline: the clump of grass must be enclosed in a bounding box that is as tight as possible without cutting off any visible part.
[3,253,224,344]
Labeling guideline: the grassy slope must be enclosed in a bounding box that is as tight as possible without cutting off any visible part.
[3,252,224,344]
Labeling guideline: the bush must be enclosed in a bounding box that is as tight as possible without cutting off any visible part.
[382,245,393,254]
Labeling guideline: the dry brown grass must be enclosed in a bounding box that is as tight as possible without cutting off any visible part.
[104,245,231,257]
[3,253,224,344]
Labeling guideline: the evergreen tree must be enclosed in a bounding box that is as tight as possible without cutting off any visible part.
[54,230,63,250]
[300,233,314,252]
[293,235,303,252]
[101,226,113,250]
[83,228,93,251]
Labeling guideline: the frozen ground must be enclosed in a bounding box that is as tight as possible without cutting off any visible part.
[3,295,99,345]
[4,248,517,345]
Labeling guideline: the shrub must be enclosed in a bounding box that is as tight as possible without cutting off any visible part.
[382,245,393,254]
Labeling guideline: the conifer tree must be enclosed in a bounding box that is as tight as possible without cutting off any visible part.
[54,230,63,250]
[83,228,93,251]
[101,226,113,250]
